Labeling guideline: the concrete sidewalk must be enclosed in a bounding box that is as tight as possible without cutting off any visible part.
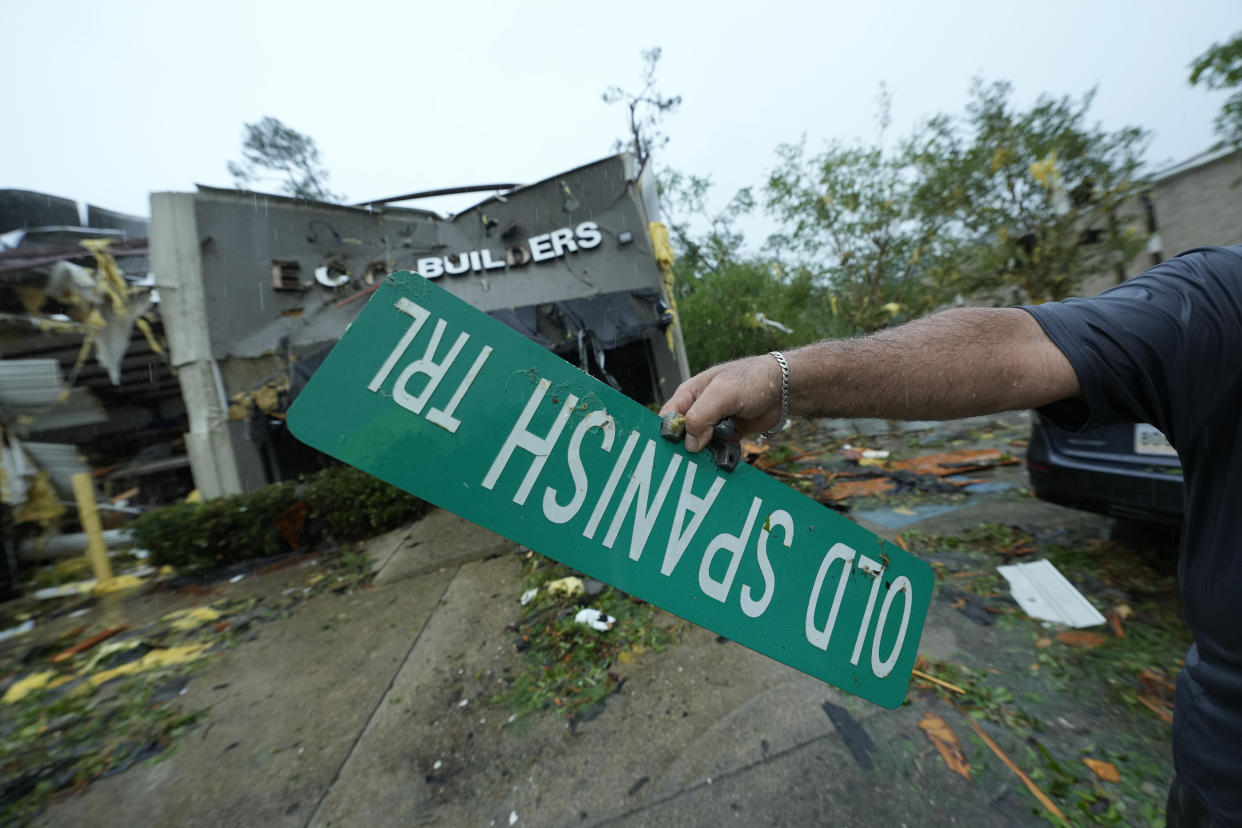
[45,491,1165,827]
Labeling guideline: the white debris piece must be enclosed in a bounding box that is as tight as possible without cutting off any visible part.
[457,698,469,707]
[997,559,1107,628]
[0,619,34,643]
[861,449,890,459]
[433,760,442,770]
[229,574,246,584]
[545,576,584,598]
[574,608,616,631]
[509,811,518,826]
[520,588,538,606]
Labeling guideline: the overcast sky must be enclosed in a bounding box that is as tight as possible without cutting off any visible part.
[3,1,1236,236]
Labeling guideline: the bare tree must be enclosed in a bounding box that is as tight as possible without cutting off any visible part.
[602,47,682,171]
[228,116,343,202]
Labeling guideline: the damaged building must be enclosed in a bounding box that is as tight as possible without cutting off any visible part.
[0,189,181,590]
[0,154,689,588]
[150,153,690,498]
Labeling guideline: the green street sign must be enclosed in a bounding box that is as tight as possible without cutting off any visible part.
[288,274,934,708]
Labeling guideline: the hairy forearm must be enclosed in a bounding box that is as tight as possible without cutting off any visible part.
[785,307,1079,420]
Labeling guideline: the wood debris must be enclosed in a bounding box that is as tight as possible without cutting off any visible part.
[1083,758,1121,783]
[1056,630,1108,648]
[917,711,972,779]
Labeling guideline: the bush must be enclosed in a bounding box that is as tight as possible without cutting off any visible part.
[129,482,298,571]
[303,465,429,541]
[128,465,429,572]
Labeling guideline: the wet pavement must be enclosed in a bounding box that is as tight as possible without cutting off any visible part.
[2,413,1185,827]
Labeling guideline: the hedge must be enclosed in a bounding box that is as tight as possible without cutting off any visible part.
[128,465,429,572]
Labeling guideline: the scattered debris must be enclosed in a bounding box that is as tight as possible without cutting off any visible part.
[952,702,1067,822]
[0,619,35,643]
[823,477,896,501]
[1053,630,1108,649]
[917,711,971,780]
[545,576,584,598]
[520,588,538,606]
[2,670,58,704]
[1083,758,1122,783]
[890,448,1018,477]
[88,643,210,687]
[910,667,966,695]
[997,559,1107,628]
[509,810,518,826]
[574,609,615,632]
[164,606,223,632]
[49,624,129,663]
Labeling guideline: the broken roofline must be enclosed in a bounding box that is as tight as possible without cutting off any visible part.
[196,153,641,224]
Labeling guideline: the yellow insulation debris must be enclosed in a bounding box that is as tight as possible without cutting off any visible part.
[89,644,211,687]
[3,671,57,704]
[647,221,678,353]
[93,574,147,595]
[163,606,222,631]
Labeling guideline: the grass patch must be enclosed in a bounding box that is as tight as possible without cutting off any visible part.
[493,553,679,721]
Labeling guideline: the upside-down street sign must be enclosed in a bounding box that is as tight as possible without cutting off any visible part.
[288,274,934,708]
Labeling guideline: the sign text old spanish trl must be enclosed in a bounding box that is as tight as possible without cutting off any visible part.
[287,273,934,708]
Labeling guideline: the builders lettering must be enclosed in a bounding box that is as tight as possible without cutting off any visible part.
[358,293,920,686]
[416,221,603,279]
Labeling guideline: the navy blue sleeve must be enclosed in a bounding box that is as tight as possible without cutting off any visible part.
[1019,246,1242,446]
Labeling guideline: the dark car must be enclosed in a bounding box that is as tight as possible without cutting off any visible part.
[1026,414,1184,526]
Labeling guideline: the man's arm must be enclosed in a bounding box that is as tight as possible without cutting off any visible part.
[660,307,1081,452]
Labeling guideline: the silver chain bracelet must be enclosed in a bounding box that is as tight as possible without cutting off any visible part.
[765,350,790,440]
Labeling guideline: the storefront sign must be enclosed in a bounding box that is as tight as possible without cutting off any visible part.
[416,221,603,278]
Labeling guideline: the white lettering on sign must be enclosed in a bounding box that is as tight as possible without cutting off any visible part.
[805,543,856,651]
[660,461,725,577]
[873,576,912,678]
[368,297,492,433]
[583,431,640,540]
[698,496,763,603]
[482,378,579,506]
[603,438,683,562]
[528,233,556,263]
[741,511,791,619]
[850,555,886,667]
[575,221,603,249]
[415,222,607,279]
[804,543,914,678]
[543,410,615,525]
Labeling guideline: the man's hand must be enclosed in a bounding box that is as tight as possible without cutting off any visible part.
[659,354,783,452]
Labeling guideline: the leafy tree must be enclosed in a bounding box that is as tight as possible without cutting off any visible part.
[1190,32,1242,148]
[659,169,755,275]
[909,80,1148,302]
[676,258,847,373]
[765,90,952,332]
[603,47,682,171]
[228,116,343,202]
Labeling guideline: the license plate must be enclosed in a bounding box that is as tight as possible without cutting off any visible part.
[288,274,933,709]
[1134,423,1176,457]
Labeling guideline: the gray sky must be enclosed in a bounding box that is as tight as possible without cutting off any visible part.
[3,0,1236,235]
